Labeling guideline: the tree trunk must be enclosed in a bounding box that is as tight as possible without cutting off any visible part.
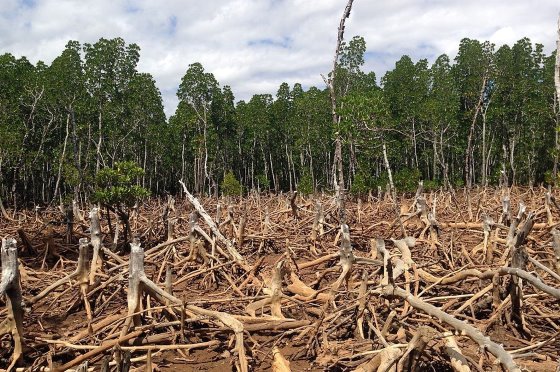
[52,113,70,204]
[326,0,353,219]
[554,14,560,179]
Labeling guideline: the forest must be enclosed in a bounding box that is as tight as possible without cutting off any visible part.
[0,30,558,208]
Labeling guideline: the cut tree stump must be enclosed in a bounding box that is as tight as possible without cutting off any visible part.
[0,237,25,371]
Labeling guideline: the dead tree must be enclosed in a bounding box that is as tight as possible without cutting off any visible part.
[0,237,24,370]
[89,207,103,285]
[246,260,285,318]
[289,191,298,220]
[29,238,92,323]
[552,229,560,275]
[179,180,245,265]
[324,0,354,222]
[383,143,407,237]
[554,13,560,177]
[507,212,534,338]
[120,238,249,372]
[332,224,355,292]
[309,201,324,255]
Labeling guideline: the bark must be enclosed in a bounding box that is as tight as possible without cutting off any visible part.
[383,143,407,237]
[0,237,24,371]
[325,0,353,217]
[554,15,560,109]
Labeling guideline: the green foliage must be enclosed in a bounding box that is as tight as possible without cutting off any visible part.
[0,34,557,206]
[423,180,441,191]
[255,174,269,190]
[350,171,371,196]
[370,169,422,193]
[297,172,314,195]
[221,171,242,196]
[393,168,421,193]
[92,161,150,209]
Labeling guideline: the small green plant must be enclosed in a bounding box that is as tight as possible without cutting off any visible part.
[423,179,441,191]
[255,173,269,190]
[297,172,314,195]
[92,161,150,244]
[221,171,243,196]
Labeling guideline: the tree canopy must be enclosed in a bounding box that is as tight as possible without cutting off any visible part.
[0,35,557,207]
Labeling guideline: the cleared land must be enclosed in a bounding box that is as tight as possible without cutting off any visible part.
[1,186,560,371]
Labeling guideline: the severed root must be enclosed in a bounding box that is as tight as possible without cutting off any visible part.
[354,345,403,372]
[272,346,291,372]
[443,331,471,372]
[380,284,521,372]
[0,237,24,371]
[29,238,91,311]
[397,325,438,371]
[246,260,285,318]
[121,238,249,372]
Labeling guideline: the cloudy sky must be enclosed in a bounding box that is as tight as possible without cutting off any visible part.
[1,0,558,117]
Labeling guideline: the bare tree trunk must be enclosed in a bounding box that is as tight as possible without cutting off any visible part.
[465,75,488,189]
[554,15,560,106]
[96,109,103,172]
[52,113,70,204]
[482,109,488,186]
[324,0,353,221]
[554,14,560,179]
[383,143,407,237]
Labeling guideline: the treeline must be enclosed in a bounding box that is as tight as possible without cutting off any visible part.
[0,36,558,207]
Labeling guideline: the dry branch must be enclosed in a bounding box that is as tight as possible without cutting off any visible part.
[179,180,245,265]
[380,285,521,372]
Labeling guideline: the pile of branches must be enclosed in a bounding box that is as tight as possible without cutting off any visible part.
[1,184,560,371]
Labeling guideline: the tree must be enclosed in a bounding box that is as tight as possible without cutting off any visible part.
[177,62,220,194]
[83,38,140,173]
[92,161,149,246]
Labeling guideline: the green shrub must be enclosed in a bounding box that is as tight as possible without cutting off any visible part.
[92,161,150,208]
[92,161,150,244]
[221,171,243,196]
[394,168,421,192]
[423,179,441,191]
[255,173,269,190]
[350,171,370,196]
[298,172,314,195]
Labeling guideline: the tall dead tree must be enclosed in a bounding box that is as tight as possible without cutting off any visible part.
[324,0,354,223]
[554,13,560,178]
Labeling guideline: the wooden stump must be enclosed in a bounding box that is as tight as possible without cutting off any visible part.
[0,237,24,370]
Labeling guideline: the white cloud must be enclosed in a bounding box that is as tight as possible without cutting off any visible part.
[0,0,557,117]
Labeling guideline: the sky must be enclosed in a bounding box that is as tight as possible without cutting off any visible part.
[1,0,558,117]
